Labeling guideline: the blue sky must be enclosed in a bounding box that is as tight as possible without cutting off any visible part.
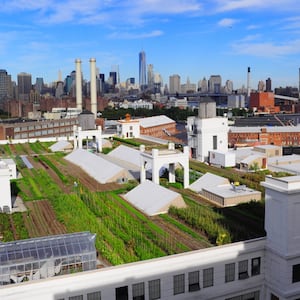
[1,0,300,90]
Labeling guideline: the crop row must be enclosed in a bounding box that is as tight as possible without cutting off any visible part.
[169,198,232,245]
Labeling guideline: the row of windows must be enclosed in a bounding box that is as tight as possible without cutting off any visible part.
[13,120,77,132]
[14,128,73,139]
[60,257,261,300]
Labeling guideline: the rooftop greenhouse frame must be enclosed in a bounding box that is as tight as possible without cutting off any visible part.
[0,232,97,285]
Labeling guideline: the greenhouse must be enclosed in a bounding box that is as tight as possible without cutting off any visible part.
[0,232,97,285]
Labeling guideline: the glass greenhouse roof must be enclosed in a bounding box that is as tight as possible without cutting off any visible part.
[0,232,96,266]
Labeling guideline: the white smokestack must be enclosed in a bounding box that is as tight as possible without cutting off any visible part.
[247,66,251,98]
[75,59,82,110]
[90,58,97,117]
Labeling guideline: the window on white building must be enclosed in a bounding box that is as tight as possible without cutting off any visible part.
[213,136,217,150]
[115,286,128,300]
[148,279,160,300]
[225,263,235,282]
[87,291,101,300]
[251,257,261,276]
[203,267,214,288]
[69,296,83,300]
[188,270,200,292]
[173,274,185,295]
[292,264,300,283]
[238,260,249,280]
[132,282,145,300]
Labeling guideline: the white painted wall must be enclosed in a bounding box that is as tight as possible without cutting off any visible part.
[0,167,12,211]
[187,116,228,162]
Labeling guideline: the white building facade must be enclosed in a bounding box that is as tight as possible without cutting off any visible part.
[187,100,228,162]
[0,161,13,212]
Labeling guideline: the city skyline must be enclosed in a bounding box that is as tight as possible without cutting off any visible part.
[1,1,300,89]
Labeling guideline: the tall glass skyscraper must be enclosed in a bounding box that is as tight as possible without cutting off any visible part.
[139,51,147,90]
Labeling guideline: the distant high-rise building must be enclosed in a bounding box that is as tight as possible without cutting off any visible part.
[139,51,147,90]
[147,64,154,90]
[153,73,162,94]
[17,72,32,101]
[224,80,233,94]
[181,77,196,93]
[109,72,117,86]
[208,75,222,93]
[258,80,265,92]
[0,69,12,103]
[111,65,120,85]
[200,77,208,93]
[35,77,44,94]
[266,77,272,92]
[64,75,73,95]
[169,74,181,94]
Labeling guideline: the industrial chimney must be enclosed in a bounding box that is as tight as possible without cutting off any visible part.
[75,59,82,111]
[90,58,97,117]
[247,66,251,98]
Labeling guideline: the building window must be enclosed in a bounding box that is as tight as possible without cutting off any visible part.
[225,263,235,282]
[188,270,200,292]
[213,136,217,150]
[238,260,249,280]
[115,286,128,300]
[251,257,261,276]
[173,274,185,295]
[293,264,300,283]
[69,296,83,300]
[132,282,145,300]
[148,279,160,300]
[270,294,279,300]
[87,291,101,300]
[203,267,214,288]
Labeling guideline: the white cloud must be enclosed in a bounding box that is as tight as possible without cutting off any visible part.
[214,0,300,12]
[246,24,261,30]
[1,0,203,26]
[108,30,163,40]
[231,39,300,57]
[218,18,238,27]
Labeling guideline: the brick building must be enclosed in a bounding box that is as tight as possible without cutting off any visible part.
[138,115,177,138]
[249,92,280,113]
[228,126,300,147]
[0,118,78,140]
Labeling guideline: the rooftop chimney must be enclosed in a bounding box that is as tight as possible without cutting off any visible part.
[247,67,251,98]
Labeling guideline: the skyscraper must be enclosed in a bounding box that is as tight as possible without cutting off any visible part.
[139,51,147,90]
[169,74,181,94]
[17,72,32,101]
[0,69,12,103]
[208,75,222,93]
[147,64,154,90]
[266,77,272,92]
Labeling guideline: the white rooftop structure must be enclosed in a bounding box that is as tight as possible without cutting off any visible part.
[137,115,175,128]
[65,149,129,184]
[268,154,300,175]
[0,161,12,212]
[140,143,190,188]
[49,140,73,152]
[190,172,261,207]
[108,145,141,168]
[123,180,186,216]
[1,158,17,179]
[189,172,229,193]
